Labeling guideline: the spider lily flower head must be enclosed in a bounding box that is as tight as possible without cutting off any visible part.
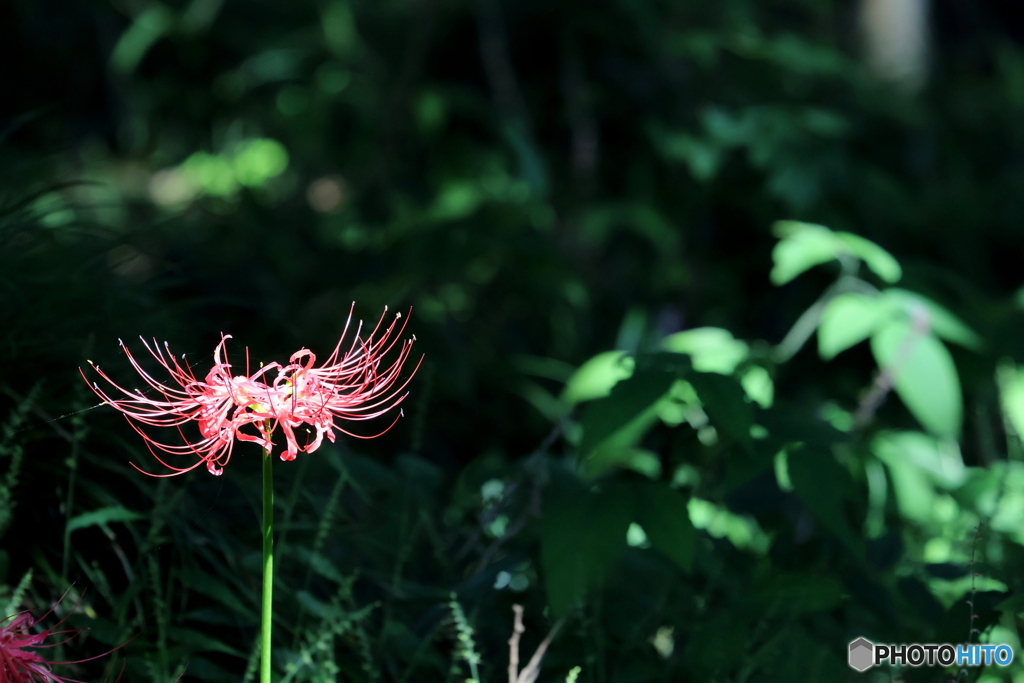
[0,599,126,682]
[81,334,278,476]
[82,305,420,476]
[266,305,422,461]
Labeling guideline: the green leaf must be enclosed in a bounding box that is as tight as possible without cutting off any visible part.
[872,432,966,525]
[770,221,902,285]
[540,482,634,616]
[871,434,937,524]
[870,321,963,437]
[688,372,753,444]
[883,288,982,350]
[66,506,144,534]
[582,445,662,480]
[661,327,749,373]
[578,368,676,457]
[770,222,840,285]
[818,292,890,359]
[1000,364,1024,439]
[561,351,634,405]
[295,590,342,620]
[739,365,773,408]
[872,430,966,490]
[635,484,695,572]
[788,447,862,559]
[178,568,255,618]
[834,232,902,283]
[291,547,346,583]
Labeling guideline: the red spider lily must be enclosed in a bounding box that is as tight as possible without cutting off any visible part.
[82,305,420,475]
[81,334,279,476]
[0,600,127,682]
[264,306,421,461]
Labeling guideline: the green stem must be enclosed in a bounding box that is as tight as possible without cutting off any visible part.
[261,445,274,683]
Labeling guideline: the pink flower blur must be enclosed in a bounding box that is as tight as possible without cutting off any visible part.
[0,601,118,683]
[82,305,420,476]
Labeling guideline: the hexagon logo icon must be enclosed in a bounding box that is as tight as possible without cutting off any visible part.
[848,637,874,672]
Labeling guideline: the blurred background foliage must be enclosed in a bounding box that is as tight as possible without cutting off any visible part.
[3,0,1024,680]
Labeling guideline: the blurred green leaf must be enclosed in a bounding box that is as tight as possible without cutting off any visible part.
[540,482,633,616]
[873,431,966,490]
[818,292,889,359]
[833,232,902,283]
[66,506,144,534]
[430,181,483,221]
[871,431,966,524]
[582,445,661,480]
[562,351,635,405]
[871,321,963,438]
[232,139,289,187]
[740,365,774,408]
[771,221,901,285]
[635,483,695,572]
[662,327,749,373]
[883,288,982,350]
[788,447,862,559]
[770,222,841,285]
[578,367,675,458]
[178,568,255,618]
[688,372,753,444]
[999,362,1024,439]
[110,4,174,75]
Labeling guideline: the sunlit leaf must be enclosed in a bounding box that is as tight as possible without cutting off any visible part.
[999,363,1024,439]
[834,232,901,283]
[771,221,902,285]
[871,431,967,524]
[582,445,661,480]
[739,365,773,408]
[661,327,749,373]
[883,288,982,350]
[578,368,675,457]
[871,321,963,437]
[562,351,635,405]
[770,221,840,285]
[818,292,890,359]
[873,431,966,490]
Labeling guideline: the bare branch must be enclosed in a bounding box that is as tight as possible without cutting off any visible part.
[517,614,565,683]
[508,604,525,683]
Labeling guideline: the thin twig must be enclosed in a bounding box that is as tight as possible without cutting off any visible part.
[508,605,525,683]
[508,604,566,683]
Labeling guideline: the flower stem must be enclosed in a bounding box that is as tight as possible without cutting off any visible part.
[261,444,274,683]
